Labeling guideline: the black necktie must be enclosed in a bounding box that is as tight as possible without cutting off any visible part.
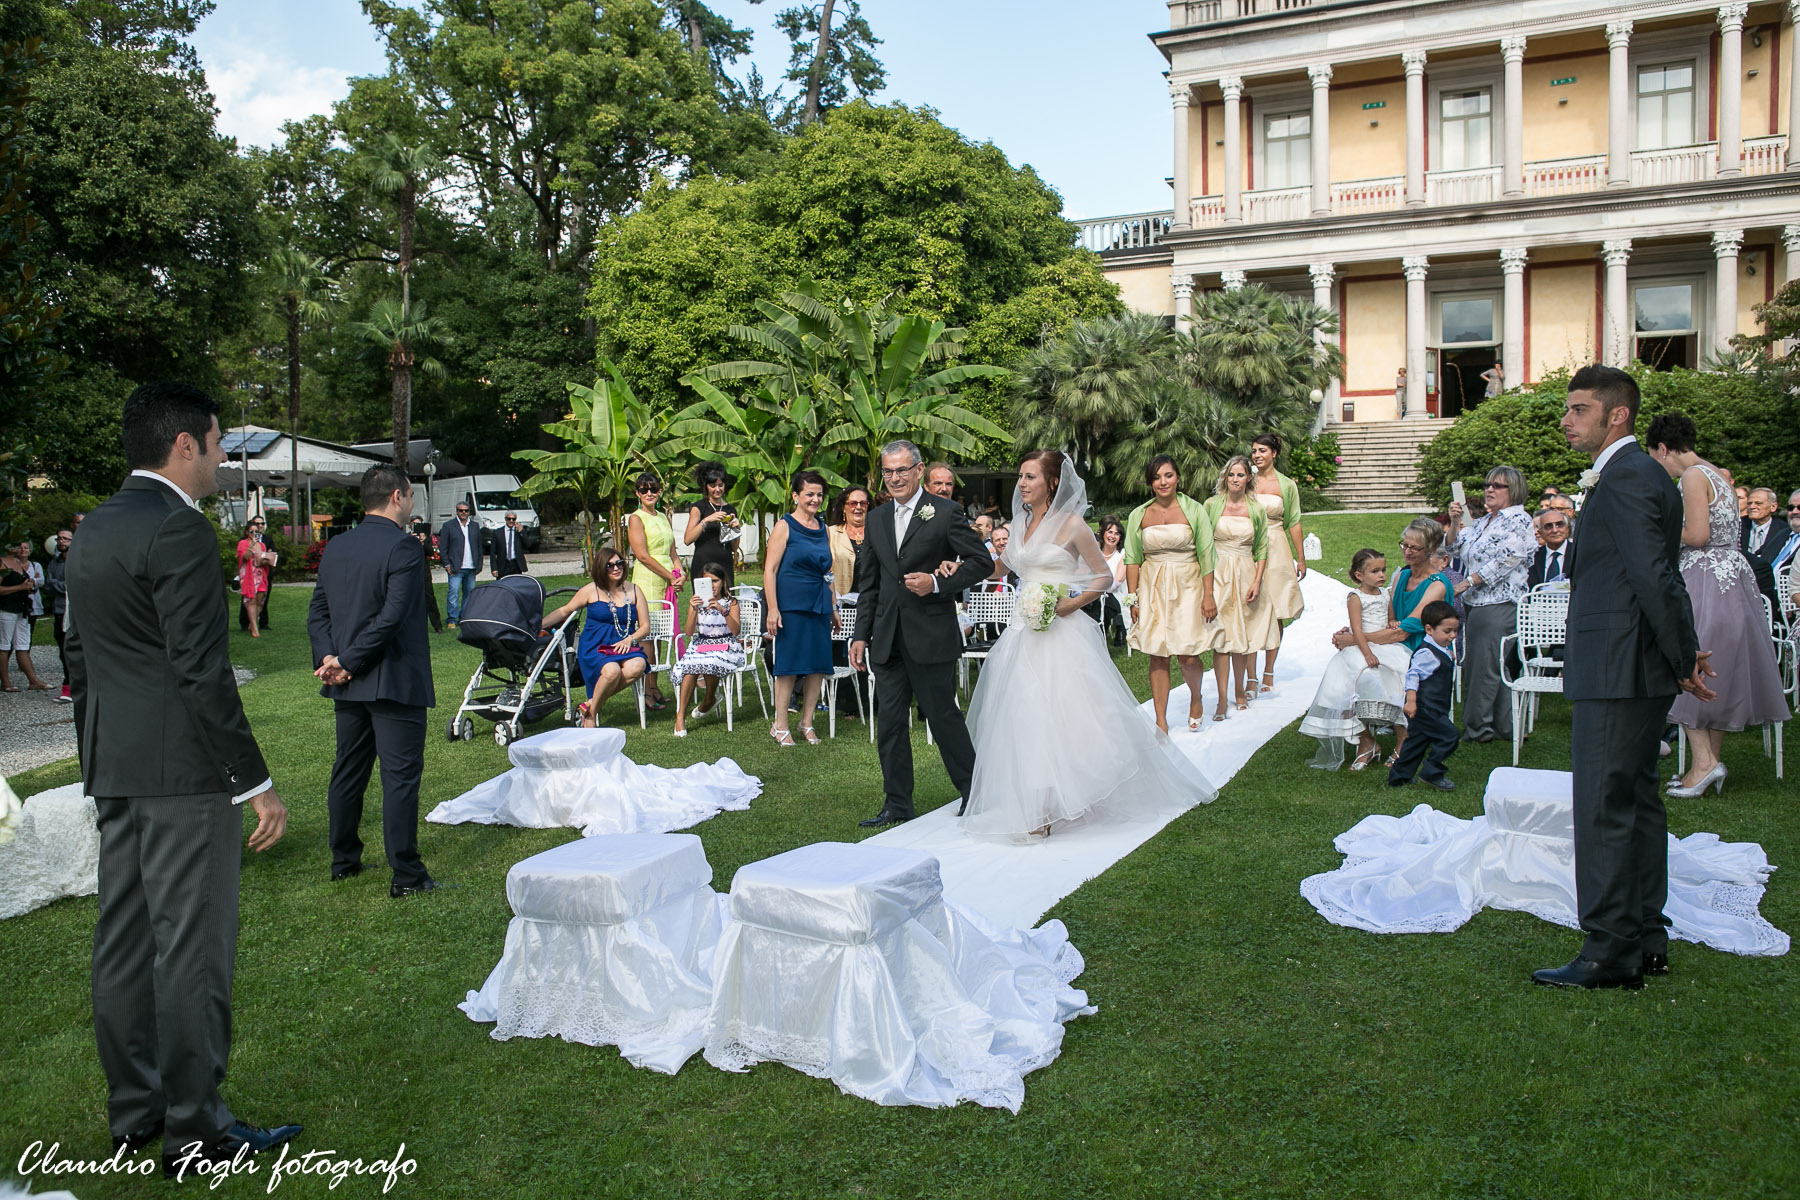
[1548,550,1562,581]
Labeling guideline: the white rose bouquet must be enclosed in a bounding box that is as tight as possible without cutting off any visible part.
[1017,580,1064,633]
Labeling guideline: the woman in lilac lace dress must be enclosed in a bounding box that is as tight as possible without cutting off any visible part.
[1646,413,1790,797]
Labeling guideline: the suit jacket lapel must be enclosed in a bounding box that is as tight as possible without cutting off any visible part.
[897,495,929,557]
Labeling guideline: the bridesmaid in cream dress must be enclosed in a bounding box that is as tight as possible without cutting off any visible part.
[1248,432,1307,699]
[1124,455,1217,733]
[1200,455,1270,718]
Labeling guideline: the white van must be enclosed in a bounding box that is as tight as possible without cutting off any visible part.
[425,474,541,550]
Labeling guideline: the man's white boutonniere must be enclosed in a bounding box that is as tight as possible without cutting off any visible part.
[1578,468,1601,490]
[918,503,936,522]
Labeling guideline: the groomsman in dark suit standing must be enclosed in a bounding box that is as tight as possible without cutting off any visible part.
[488,511,528,578]
[1537,365,1713,990]
[67,381,299,1176]
[308,463,440,896]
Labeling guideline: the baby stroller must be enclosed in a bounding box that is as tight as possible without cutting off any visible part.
[449,575,581,746]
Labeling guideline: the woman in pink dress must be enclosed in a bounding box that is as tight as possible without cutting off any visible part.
[236,517,277,638]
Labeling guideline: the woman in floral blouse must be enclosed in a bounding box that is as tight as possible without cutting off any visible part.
[1444,465,1537,743]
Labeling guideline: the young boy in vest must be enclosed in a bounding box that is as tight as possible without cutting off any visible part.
[1389,600,1461,791]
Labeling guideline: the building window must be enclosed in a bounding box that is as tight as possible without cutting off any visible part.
[1439,89,1492,169]
[1263,111,1311,189]
[1633,281,1697,370]
[1435,293,1500,418]
[1636,63,1695,150]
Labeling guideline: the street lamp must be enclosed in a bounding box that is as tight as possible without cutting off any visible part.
[301,461,316,544]
[423,458,436,526]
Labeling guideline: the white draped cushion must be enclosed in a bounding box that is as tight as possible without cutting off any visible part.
[1483,767,1575,839]
[0,784,100,921]
[727,842,941,945]
[507,726,626,770]
[506,833,712,926]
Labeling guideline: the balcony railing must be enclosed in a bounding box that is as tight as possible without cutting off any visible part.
[1426,165,1500,206]
[1171,0,1323,23]
[1076,210,1172,255]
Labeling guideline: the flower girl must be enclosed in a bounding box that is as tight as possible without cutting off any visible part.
[670,563,745,737]
[1298,549,1413,770]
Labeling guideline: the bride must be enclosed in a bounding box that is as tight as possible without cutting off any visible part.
[961,451,1217,842]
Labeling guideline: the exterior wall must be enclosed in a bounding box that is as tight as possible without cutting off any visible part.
[1779,22,1791,137]
[1113,265,1177,316]
[1735,243,1769,338]
[1342,275,1406,417]
[1199,101,1223,196]
[1330,77,1407,181]
[1526,262,1599,382]
[1522,49,1608,160]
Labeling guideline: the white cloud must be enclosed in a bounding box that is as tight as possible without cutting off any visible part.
[204,45,354,147]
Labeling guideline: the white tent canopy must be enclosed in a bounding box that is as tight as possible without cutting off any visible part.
[213,426,392,491]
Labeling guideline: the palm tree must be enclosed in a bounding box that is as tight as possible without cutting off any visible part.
[359,134,443,434]
[1180,284,1342,447]
[1010,311,1173,494]
[349,298,450,469]
[265,248,337,538]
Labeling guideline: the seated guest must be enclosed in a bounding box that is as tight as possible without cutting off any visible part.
[1527,509,1573,587]
[1778,489,1800,575]
[1084,514,1129,646]
[670,563,745,737]
[543,548,649,727]
[1740,487,1795,616]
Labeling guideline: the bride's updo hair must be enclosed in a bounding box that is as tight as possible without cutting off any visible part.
[1017,449,1063,498]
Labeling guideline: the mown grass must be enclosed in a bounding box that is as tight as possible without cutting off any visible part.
[3,513,1795,1199]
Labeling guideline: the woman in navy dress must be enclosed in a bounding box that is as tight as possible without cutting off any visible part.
[543,547,650,726]
[763,469,835,745]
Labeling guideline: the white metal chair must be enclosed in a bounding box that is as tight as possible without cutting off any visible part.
[720,596,767,732]
[958,589,1014,698]
[824,599,867,739]
[1498,588,1569,765]
[633,599,679,729]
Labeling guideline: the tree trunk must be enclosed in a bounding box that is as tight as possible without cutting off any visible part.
[393,360,410,470]
[803,0,837,124]
[686,5,706,60]
[400,180,415,436]
[286,294,303,541]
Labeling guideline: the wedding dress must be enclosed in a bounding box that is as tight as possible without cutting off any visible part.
[961,457,1216,842]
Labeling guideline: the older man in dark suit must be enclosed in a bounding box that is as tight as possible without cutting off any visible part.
[488,511,529,578]
[308,463,439,896]
[1538,365,1713,990]
[67,381,299,1177]
[1740,487,1794,617]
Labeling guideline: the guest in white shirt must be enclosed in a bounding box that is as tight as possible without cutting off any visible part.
[1444,465,1537,743]
[438,501,484,627]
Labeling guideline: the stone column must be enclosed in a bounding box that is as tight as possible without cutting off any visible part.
[1309,64,1333,216]
[1311,262,1338,422]
[1403,51,1427,206]
[1717,4,1748,176]
[1221,269,1248,291]
[1173,272,1195,334]
[1501,248,1528,388]
[1601,240,1632,367]
[1170,81,1194,229]
[1790,2,1800,169]
[1222,76,1245,224]
[1403,255,1430,418]
[1713,229,1744,356]
[1501,36,1527,197]
[1784,224,1800,282]
[1606,21,1633,187]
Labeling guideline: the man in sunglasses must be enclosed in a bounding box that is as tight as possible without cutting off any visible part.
[438,501,483,626]
[489,512,529,579]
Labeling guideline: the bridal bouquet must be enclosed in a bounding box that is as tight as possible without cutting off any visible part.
[1017,580,1064,633]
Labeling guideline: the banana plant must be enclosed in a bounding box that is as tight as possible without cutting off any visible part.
[681,372,849,532]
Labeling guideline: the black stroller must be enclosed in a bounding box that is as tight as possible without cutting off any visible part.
[448,575,581,746]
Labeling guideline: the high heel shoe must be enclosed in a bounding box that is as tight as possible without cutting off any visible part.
[770,727,795,747]
[1666,763,1726,797]
[1213,701,1229,722]
[1259,670,1276,697]
[1349,746,1379,771]
[801,726,821,746]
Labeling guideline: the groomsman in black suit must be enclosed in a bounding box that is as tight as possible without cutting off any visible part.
[1537,365,1713,990]
[308,463,440,896]
[850,440,993,826]
[1739,487,1794,616]
[67,381,300,1176]
[488,511,529,578]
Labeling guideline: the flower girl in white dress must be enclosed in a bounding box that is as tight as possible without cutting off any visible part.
[1298,549,1414,770]
[961,451,1216,842]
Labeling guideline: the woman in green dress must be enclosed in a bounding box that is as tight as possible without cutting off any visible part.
[625,470,682,709]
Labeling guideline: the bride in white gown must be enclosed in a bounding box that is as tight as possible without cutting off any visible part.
[961,451,1217,842]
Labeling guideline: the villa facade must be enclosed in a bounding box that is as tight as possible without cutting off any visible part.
[1081,0,1800,422]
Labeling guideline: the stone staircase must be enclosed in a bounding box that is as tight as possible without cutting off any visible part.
[1321,418,1457,510]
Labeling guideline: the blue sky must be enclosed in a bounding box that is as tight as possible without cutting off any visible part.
[189,1,1176,220]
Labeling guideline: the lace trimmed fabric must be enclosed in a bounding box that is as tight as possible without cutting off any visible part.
[0,783,100,920]
[1300,767,1789,956]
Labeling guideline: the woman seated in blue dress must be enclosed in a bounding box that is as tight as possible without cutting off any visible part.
[543,547,650,726]
[763,469,835,746]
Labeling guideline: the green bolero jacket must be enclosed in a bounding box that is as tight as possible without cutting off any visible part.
[1201,492,1269,561]
[1122,493,1217,574]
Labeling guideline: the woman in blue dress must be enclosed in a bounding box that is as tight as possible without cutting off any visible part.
[543,547,650,726]
[762,469,835,746]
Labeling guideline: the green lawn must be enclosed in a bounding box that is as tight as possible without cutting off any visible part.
[4,511,1796,1198]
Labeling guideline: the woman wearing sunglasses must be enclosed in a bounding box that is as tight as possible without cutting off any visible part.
[236,517,278,637]
[625,471,682,709]
[544,549,650,726]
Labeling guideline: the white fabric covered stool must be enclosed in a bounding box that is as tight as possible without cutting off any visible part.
[0,783,100,920]
[1301,768,1789,955]
[703,842,1095,1112]
[460,833,728,1072]
[427,727,760,837]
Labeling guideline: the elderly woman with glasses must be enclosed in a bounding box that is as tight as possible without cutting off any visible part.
[544,548,650,726]
[236,517,278,638]
[1444,465,1538,743]
[625,470,682,709]
[825,484,872,598]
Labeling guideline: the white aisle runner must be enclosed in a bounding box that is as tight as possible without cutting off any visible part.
[869,571,1352,928]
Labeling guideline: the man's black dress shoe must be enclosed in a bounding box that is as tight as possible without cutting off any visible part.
[1642,951,1669,976]
[956,796,968,816]
[163,1121,302,1180]
[1531,955,1644,990]
[1423,776,1456,792]
[859,809,912,828]
[390,876,446,898]
[112,1117,163,1152]
[330,864,363,881]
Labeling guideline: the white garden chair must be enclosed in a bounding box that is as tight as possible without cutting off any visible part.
[824,598,867,739]
[1498,588,1568,766]
[633,599,679,730]
[959,589,1014,698]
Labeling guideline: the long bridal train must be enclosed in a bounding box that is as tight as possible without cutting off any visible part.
[1301,767,1789,956]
